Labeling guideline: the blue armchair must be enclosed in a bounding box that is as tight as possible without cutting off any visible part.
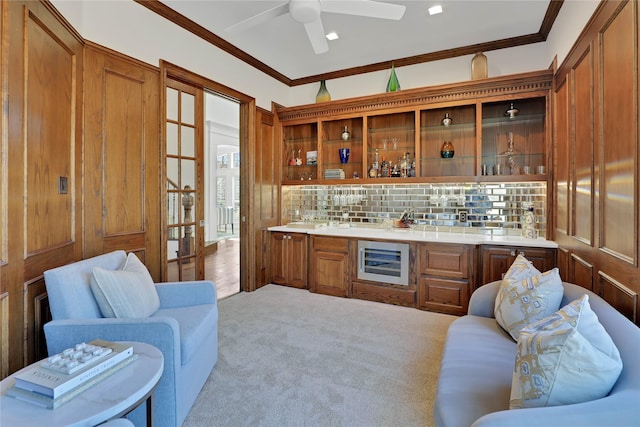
[43,250,218,427]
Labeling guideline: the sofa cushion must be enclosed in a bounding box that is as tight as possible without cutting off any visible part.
[510,294,623,409]
[494,255,563,340]
[152,303,218,365]
[91,253,160,318]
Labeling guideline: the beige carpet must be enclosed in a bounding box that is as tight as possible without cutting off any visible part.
[183,284,456,427]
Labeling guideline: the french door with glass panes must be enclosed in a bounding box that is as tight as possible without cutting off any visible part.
[164,78,204,281]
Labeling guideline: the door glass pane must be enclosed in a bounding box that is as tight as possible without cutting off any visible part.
[167,260,179,281]
[167,157,179,188]
[167,226,180,261]
[181,189,195,223]
[182,126,195,157]
[182,264,196,281]
[181,159,195,189]
[167,192,180,226]
[181,93,195,125]
[166,88,178,121]
[166,123,178,156]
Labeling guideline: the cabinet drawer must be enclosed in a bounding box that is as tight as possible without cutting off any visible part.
[418,243,472,279]
[418,276,469,315]
[312,236,348,253]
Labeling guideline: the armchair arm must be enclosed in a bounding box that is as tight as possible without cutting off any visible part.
[154,280,217,309]
[43,317,181,371]
[468,280,501,318]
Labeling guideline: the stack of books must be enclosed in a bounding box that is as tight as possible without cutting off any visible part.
[7,339,136,409]
[324,169,345,180]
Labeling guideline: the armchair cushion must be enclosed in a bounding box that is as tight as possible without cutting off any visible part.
[153,304,217,365]
[91,253,160,318]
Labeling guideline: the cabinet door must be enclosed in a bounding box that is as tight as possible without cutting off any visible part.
[481,97,547,178]
[480,246,556,284]
[312,251,348,297]
[287,233,307,289]
[419,243,471,279]
[418,276,469,315]
[419,104,476,177]
[283,122,318,182]
[321,118,363,180]
[269,233,287,285]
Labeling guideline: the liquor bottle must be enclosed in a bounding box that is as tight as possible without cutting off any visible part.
[381,156,389,177]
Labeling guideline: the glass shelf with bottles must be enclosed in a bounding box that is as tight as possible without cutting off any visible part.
[283,122,318,182]
[367,112,415,179]
[419,105,476,177]
[481,97,546,178]
[321,118,363,180]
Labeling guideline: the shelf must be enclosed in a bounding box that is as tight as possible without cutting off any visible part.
[279,77,549,186]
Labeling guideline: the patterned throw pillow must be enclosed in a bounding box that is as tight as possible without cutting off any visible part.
[494,255,564,340]
[510,295,623,408]
[91,252,160,318]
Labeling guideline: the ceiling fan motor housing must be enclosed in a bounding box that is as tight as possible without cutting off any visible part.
[290,0,321,23]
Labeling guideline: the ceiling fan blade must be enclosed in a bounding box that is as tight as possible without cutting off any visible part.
[304,19,329,54]
[225,2,290,33]
[320,0,406,20]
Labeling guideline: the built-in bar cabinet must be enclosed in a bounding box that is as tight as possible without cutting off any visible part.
[277,70,552,186]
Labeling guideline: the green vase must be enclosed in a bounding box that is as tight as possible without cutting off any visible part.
[315,80,331,103]
[386,63,400,92]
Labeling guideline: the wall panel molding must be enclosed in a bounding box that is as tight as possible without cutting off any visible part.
[570,253,594,292]
[599,271,637,322]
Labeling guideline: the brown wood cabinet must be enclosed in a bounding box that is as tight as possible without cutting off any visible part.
[417,243,474,315]
[277,70,552,186]
[270,232,307,289]
[309,236,349,297]
[479,245,556,285]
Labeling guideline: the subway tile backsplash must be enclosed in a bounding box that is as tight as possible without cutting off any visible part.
[282,182,547,238]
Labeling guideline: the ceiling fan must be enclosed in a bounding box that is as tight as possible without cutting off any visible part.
[225,0,406,54]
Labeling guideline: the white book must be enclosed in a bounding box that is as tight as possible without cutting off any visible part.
[7,354,137,409]
[14,340,133,399]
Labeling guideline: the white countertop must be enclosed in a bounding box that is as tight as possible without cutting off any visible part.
[268,225,558,248]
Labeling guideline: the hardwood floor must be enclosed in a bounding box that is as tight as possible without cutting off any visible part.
[206,237,240,300]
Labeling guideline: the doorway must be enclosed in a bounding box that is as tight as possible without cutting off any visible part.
[204,92,240,299]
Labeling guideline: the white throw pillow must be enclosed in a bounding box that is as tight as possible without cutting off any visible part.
[91,252,160,318]
[510,294,623,408]
[494,255,564,340]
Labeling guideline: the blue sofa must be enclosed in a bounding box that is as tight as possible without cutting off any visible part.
[43,250,219,427]
[434,281,640,427]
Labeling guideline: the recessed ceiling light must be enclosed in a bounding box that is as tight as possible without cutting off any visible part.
[428,5,443,15]
[326,32,339,41]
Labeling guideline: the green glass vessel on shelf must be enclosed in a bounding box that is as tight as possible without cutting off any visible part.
[386,63,400,92]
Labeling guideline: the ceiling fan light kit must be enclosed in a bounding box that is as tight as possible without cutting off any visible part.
[226,0,406,55]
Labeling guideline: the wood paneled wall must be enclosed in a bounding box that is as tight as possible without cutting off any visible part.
[1,0,83,374]
[553,0,639,324]
[0,2,162,377]
[83,44,161,280]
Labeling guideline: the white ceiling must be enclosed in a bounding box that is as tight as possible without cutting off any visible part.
[161,0,552,81]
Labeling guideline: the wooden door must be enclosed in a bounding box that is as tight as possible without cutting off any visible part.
[163,78,204,281]
[250,108,279,291]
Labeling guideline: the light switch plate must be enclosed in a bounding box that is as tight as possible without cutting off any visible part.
[58,176,68,194]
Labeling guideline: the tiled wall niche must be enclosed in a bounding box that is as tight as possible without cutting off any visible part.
[282,182,547,237]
